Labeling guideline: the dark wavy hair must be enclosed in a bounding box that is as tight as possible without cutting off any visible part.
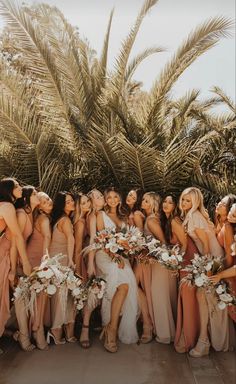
[51,191,74,228]
[104,187,126,220]
[160,194,181,244]
[0,177,18,203]
[15,185,35,213]
[123,188,144,215]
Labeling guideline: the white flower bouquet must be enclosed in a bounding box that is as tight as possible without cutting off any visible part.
[215,281,236,310]
[87,226,145,265]
[136,236,184,271]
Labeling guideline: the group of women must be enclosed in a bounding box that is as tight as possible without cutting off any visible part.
[0,177,235,357]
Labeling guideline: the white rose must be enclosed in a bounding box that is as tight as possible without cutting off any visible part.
[161,252,169,262]
[216,285,224,294]
[77,301,84,311]
[218,301,227,310]
[46,284,57,296]
[219,293,233,303]
[108,244,120,253]
[195,276,204,287]
[205,262,213,272]
[97,292,103,299]
[177,255,183,262]
[37,270,46,279]
[72,287,82,297]
[44,269,54,279]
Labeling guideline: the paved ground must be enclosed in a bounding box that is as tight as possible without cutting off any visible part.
[0,334,235,384]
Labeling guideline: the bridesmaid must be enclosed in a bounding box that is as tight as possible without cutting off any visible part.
[74,193,92,279]
[143,193,178,344]
[74,193,94,348]
[179,187,228,357]
[215,199,236,323]
[27,191,53,349]
[159,195,200,352]
[124,189,145,230]
[133,192,161,343]
[14,186,40,351]
[96,187,139,352]
[0,178,31,353]
[48,191,76,344]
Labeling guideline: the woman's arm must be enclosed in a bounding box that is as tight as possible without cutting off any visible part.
[1,204,31,276]
[133,211,144,232]
[172,219,187,252]
[74,220,85,275]
[61,217,75,268]
[223,224,234,268]
[209,265,236,284]
[96,211,105,231]
[147,217,166,243]
[38,216,51,257]
[194,228,210,255]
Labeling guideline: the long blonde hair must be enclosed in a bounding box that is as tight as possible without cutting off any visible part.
[73,193,92,225]
[144,192,161,217]
[180,187,212,227]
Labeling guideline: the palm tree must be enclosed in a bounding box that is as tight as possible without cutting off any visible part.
[0,0,235,209]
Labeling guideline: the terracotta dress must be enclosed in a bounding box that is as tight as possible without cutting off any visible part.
[133,218,154,330]
[186,211,230,351]
[174,235,200,352]
[27,220,50,330]
[150,216,178,344]
[49,218,76,329]
[95,212,139,344]
[0,204,11,337]
[217,224,236,323]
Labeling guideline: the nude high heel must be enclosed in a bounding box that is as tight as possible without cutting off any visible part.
[13,331,36,352]
[189,339,210,357]
[99,324,118,353]
[33,329,49,350]
[140,325,153,344]
[46,330,66,345]
[64,323,77,343]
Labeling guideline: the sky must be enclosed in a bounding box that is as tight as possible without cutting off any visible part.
[0,0,235,101]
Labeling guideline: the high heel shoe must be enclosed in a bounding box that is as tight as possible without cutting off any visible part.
[140,325,153,344]
[33,329,49,350]
[13,331,36,352]
[64,324,77,343]
[99,324,118,353]
[46,330,66,345]
[189,339,210,357]
[79,324,90,349]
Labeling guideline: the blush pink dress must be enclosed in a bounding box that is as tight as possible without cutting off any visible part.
[27,216,51,330]
[150,216,178,344]
[174,235,200,352]
[133,217,154,330]
[185,210,231,351]
[49,218,76,329]
[0,204,11,336]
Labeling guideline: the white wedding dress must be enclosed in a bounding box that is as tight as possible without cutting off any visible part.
[95,211,139,344]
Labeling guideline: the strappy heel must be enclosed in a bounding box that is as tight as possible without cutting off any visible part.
[79,324,90,349]
[13,331,36,352]
[64,324,77,343]
[140,325,153,344]
[189,338,210,357]
[99,324,118,353]
[46,330,66,345]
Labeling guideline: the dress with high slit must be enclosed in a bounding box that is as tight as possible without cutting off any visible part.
[95,211,139,344]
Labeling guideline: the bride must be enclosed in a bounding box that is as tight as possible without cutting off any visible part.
[96,187,139,352]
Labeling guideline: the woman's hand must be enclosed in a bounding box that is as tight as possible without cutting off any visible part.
[208,273,222,285]
[87,261,96,277]
[68,258,75,270]
[23,261,32,276]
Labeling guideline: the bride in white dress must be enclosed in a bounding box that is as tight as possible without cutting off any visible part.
[96,188,139,352]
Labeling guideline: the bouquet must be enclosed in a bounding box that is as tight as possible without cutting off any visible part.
[136,236,184,271]
[215,281,236,310]
[183,254,223,288]
[87,226,145,265]
[13,254,84,312]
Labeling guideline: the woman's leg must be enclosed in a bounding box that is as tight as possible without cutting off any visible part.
[14,297,35,351]
[189,288,210,357]
[101,283,129,352]
[138,288,153,342]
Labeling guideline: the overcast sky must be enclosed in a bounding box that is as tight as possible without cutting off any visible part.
[1,0,235,101]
